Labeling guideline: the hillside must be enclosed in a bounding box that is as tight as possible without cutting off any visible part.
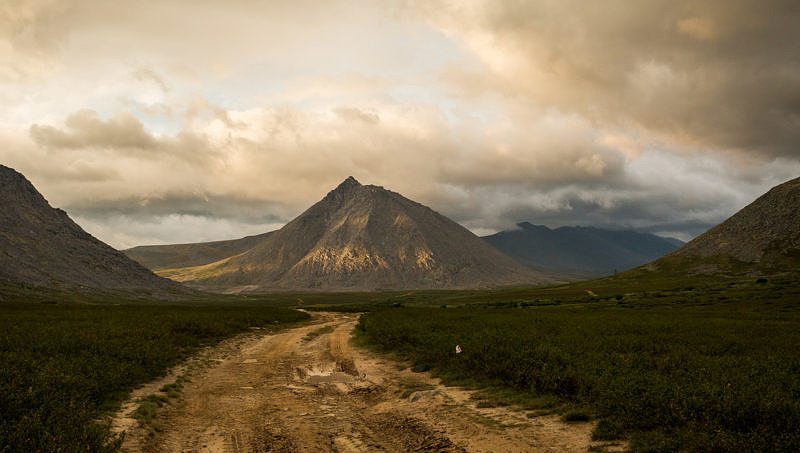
[0,165,183,293]
[125,232,273,270]
[154,177,549,292]
[649,176,800,275]
[483,223,682,279]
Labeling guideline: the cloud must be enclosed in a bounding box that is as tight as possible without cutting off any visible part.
[132,65,169,94]
[334,107,380,124]
[7,100,644,246]
[30,110,157,149]
[0,0,70,56]
[676,16,718,41]
[414,0,800,158]
[11,98,797,249]
[0,0,798,249]
[438,110,626,187]
[72,213,287,250]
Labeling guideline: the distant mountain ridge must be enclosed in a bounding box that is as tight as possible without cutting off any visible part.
[135,177,550,292]
[0,165,182,293]
[126,232,274,271]
[483,222,683,278]
[651,176,800,275]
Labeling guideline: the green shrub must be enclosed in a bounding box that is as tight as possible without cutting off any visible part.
[592,418,624,441]
[563,409,592,422]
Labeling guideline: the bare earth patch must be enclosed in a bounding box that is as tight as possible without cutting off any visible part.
[112,312,622,452]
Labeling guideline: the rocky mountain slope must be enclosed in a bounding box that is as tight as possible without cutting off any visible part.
[151,177,549,292]
[0,165,182,292]
[651,176,800,274]
[483,223,682,279]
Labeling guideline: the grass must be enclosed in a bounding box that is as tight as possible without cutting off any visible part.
[0,301,308,452]
[133,394,169,427]
[158,374,190,400]
[353,276,800,452]
[133,374,190,432]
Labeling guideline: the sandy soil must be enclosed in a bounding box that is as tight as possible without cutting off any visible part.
[111,312,622,452]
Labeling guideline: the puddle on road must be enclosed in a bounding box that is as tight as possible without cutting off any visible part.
[305,371,358,385]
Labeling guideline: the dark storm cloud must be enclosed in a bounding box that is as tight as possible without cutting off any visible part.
[420,0,800,158]
[434,162,792,242]
[64,193,290,226]
[491,198,717,240]
[62,192,296,249]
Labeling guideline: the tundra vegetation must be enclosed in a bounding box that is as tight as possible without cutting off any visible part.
[0,294,308,452]
[352,275,800,452]
[2,273,798,452]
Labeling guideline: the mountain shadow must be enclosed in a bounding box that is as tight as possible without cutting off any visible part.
[0,165,183,295]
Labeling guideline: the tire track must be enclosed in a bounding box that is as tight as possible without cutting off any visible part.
[115,312,614,452]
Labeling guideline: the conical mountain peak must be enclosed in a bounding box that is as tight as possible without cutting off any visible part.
[325,176,363,199]
[335,176,361,190]
[150,177,549,291]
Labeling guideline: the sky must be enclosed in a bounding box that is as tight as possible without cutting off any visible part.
[1,0,799,249]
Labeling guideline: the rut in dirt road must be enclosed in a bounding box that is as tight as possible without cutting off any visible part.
[114,312,616,452]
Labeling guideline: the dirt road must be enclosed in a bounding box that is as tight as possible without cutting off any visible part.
[113,312,614,452]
